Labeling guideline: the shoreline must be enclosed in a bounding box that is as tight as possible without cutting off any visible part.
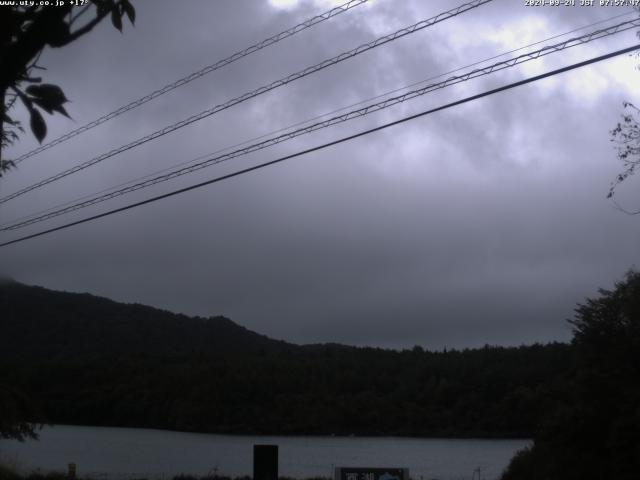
[16,424,533,442]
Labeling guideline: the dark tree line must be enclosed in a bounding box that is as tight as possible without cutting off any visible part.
[1,280,573,439]
[502,270,640,480]
[1,342,573,438]
[4,270,638,479]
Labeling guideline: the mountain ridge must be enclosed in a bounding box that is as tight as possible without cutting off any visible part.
[1,279,573,438]
[0,280,297,360]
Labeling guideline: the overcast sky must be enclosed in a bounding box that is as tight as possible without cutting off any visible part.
[1,0,639,349]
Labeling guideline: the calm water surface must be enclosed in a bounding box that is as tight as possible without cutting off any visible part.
[0,425,529,480]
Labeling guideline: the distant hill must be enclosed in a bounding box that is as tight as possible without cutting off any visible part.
[1,280,574,438]
[0,280,292,360]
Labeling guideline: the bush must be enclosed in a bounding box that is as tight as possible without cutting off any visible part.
[0,463,21,480]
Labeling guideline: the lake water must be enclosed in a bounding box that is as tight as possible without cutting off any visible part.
[0,425,529,480]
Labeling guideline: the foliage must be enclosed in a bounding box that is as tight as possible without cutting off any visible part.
[502,270,640,480]
[608,20,640,209]
[0,277,45,441]
[0,280,574,438]
[0,0,135,176]
[609,102,640,211]
[0,461,21,480]
[0,386,42,442]
[0,471,259,480]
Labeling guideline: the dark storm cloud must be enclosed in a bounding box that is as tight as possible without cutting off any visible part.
[1,0,639,349]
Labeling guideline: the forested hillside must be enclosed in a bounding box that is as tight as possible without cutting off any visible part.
[1,280,573,438]
[0,280,289,360]
[501,271,640,479]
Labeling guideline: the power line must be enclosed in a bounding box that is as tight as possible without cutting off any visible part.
[3,17,637,232]
[328,10,637,118]
[0,149,220,229]
[3,16,635,230]
[7,12,636,232]
[8,8,629,230]
[7,12,635,227]
[0,0,493,206]
[0,11,632,232]
[1,43,637,249]
[10,0,370,165]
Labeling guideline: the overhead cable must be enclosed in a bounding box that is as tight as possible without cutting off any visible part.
[0,0,493,206]
[1,43,637,249]
[3,10,636,230]
[11,0,370,165]
[2,17,637,232]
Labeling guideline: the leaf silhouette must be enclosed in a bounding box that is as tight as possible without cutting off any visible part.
[121,0,135,25]
[30,108,47,143]
[111,8,123,32]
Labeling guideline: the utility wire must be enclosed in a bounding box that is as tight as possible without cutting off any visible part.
[0,150,220,228]
[6,11,635,231]
[1,43,637,249]
[11,0,370,165]
[8,8,630,229]
[0,0,493,206]
[2,9,635,230]
[6,10,634,224]
[2,17,637,232]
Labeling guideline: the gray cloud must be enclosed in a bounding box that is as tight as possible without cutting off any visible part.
[1,0,639,349]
